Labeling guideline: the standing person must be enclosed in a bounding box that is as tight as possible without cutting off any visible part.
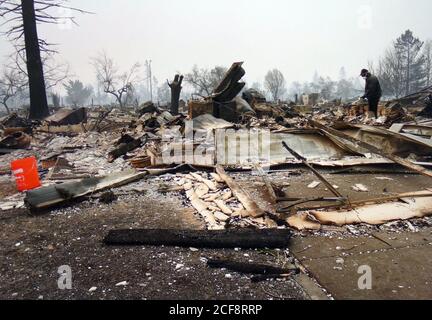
[360,69,382,119]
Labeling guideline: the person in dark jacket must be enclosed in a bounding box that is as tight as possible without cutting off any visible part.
[360,69,382,118]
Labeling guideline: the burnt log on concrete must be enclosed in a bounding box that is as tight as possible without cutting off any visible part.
[207,259,297,275]
[104,229,292,249]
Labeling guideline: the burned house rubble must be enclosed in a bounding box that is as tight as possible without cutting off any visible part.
[2,63,432,300]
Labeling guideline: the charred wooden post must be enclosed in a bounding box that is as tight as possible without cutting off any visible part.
[22,0,49,120]
[168,75,184,115]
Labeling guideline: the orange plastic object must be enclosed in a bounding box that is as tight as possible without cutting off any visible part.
[10,157,41,192]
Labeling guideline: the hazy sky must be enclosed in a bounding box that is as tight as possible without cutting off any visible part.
[0,0,431,89]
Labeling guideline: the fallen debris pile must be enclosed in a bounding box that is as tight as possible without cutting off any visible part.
[1,62,432,239]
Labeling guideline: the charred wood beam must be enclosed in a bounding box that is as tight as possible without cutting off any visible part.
[281,141,345,199]
[104,229,292,249]
[207,259,299,275]
[216,165,266,218]
[25,170,147,211]
[213,62,246,103]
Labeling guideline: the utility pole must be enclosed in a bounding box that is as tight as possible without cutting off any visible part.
[146,60,153,101]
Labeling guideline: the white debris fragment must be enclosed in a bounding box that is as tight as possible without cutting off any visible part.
[89,287,97,292]
[214,211,230,222]
[308,181,321,189]
[352,184,369,192]
[115,281,128,287]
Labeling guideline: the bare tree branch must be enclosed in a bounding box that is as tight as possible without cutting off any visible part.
[92,51,141,109]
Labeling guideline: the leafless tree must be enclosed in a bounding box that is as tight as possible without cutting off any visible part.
[92,52,141,109]
[185,65,227,97]
[264,69,286,101]
[12,49,69,89]
[0,65,27,114]
[0,0,88,119]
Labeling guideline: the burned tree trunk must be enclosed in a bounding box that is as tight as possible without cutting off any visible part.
[21,0,49,120]
[168,75,183,115]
